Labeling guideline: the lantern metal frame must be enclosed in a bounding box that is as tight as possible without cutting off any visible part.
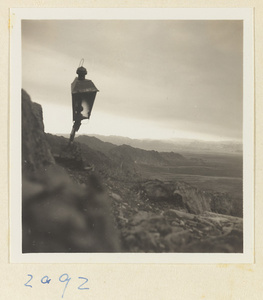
[69,64,99,143]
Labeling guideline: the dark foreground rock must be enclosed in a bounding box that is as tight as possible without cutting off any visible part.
[22,89,120,252]
[22,168,120,252]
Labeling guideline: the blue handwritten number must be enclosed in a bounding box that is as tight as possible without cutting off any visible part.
[41,276,51,284]
[78,277,89,290]
[24,274,33,288]
[59,273,71,298]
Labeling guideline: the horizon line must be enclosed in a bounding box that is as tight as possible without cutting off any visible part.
[51,132,242,144]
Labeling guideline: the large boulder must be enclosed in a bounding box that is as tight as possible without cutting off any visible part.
[141,180,211,214]
[172,181,212,214]
[142,180,171,201]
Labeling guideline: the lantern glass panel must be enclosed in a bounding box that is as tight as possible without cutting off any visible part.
[81,99,90,119]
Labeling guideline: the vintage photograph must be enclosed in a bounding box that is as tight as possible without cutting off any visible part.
[15,11,253,259]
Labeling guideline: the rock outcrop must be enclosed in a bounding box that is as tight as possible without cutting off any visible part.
[139,180,234,216]
[140,180,210,214]
[22,90,55,174]
[22,89,120,252]
[172,181,212,214]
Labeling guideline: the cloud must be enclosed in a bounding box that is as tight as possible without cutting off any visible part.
[22,20,243,141]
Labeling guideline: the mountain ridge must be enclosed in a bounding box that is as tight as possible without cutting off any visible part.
[59,133,243,154]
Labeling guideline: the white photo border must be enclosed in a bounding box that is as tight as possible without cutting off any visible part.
[10,8,254,263]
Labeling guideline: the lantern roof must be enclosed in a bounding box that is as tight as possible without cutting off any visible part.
[71,77,99,94]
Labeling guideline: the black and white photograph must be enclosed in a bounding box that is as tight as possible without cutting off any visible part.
[10,8,254,262]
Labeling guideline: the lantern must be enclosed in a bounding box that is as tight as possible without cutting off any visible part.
[69,64,99,142]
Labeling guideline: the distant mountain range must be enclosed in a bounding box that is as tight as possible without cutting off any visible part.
[58,133,242,154]
[46,134,206,177]
[74,135,187,167]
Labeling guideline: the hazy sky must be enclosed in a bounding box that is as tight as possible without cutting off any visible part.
[22,20,243,141]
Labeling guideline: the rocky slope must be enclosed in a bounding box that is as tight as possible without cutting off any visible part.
[100,178,242,253]
[75,135,116,154]
[22,89,243,253]
[75,135,187,166]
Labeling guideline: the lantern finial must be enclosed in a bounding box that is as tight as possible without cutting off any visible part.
[76,66,87,80]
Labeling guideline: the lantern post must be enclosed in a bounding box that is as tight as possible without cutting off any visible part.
[69,61,99,143]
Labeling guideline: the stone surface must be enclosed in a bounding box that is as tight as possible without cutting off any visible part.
[22,89,55,174]
[22,168,120,252]
[22,90,120,253]
[172,181,212,214]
